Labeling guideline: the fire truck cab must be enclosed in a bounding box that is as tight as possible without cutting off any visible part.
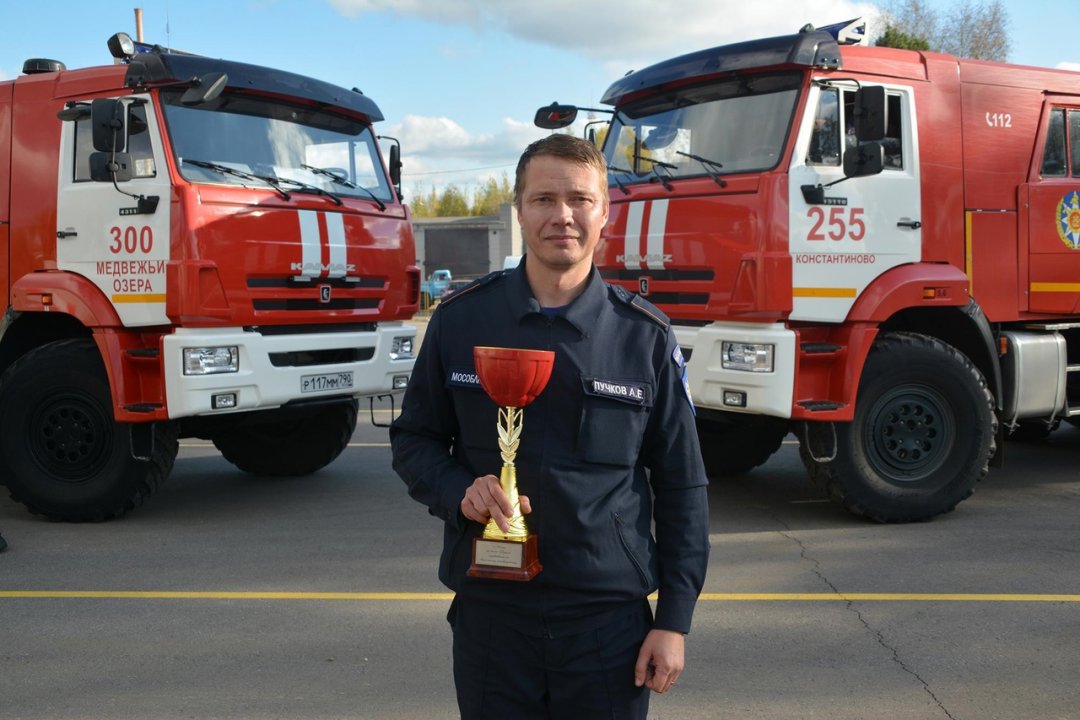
[537,20,1080,521]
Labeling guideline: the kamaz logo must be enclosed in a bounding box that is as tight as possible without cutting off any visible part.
[319,285,332,303]
[290,262,356,274]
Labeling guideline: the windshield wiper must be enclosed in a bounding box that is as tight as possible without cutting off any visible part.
[274,176,344,207]
[183,158,291,200]
[301,164,358,188]
[607,166,634,195]
[633,154,676,191]
[299,164,386,211]
[676,151,727,187]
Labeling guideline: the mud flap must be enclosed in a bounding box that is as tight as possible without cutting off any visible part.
[368,393,398,428]
[129,422,154,462]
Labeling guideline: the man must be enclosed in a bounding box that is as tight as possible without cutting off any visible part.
[0,531,6,552]
[391,134,709,719]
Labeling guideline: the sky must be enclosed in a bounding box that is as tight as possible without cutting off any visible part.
[2,0,1077,203]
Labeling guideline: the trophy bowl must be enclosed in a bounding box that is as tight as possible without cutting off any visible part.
[473,347,555,408]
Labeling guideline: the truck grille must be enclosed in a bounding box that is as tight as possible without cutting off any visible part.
[269,348,376,367]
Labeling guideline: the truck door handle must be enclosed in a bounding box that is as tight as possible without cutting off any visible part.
[57,229,78,239]
[897,220,922,229]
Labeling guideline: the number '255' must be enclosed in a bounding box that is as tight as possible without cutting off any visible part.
[807,207,866,242]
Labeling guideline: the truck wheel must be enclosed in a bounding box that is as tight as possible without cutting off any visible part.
[212,400,357,476]
[801,332,996,522]
[0,339,178,521]
[696,416,788,477]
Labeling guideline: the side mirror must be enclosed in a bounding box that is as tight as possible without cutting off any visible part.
[181,72,228,106]
[90,152,133,182]
[534,103,578,129]
[843,141,884,178]
[852,86,885,141]
[91,98,126,152]
[389,144,402,193]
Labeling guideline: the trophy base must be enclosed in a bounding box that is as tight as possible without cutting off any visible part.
[467,534,542,582]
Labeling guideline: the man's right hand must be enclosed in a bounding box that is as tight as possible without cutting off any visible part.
[460,475,531,530]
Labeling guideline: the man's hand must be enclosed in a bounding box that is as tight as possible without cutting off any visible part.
[460,475,531,531]
[634,629,685,693]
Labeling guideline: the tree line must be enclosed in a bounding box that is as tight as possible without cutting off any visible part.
[875,0,1010,61]
[407,172,515,219]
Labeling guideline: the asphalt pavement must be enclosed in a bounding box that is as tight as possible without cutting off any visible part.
[1,361,1079,719]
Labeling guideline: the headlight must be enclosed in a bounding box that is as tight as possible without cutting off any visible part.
[183,346,239,375]
[391,336,414,361]
[721,341,774,373]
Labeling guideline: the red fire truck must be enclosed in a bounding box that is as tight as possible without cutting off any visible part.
[0,34,420,520]
[537,20,1080,521]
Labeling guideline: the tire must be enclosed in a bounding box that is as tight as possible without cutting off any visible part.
[0,339,178,521]
[696,416,788,477]
[800,332,996,523]
[212,400,357,476]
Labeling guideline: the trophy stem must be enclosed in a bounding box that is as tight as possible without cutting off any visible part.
[482,463,529,541]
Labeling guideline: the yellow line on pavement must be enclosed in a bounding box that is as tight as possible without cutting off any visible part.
[699,593,1080,602]
[2,591,1079,602]
[0,591,453,600]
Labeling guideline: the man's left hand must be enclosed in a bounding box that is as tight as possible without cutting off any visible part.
[633,628,684,693]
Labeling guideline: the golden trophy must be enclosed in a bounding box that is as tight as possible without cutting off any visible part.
[467,346,554,582]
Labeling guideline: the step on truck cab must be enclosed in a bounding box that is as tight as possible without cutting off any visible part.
[0,33,420,520]
[536,19,1080,521]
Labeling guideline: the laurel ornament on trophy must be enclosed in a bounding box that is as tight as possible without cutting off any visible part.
[466,346,554,581]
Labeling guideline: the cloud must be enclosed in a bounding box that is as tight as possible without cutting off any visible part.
[1057,62,1080,72]
[386,114,546,193]
[329,0,882,67]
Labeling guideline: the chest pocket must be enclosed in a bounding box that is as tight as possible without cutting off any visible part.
[578,376,654,467]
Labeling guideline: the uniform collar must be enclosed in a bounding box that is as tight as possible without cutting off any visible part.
[504,257,606,336]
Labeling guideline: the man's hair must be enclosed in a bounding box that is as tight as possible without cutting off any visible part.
[514,133,608,206]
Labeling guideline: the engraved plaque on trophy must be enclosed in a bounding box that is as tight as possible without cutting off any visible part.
[466,346,554,582]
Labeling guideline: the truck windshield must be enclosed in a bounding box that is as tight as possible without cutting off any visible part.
[604,71,802,182]
[160,90,393,203]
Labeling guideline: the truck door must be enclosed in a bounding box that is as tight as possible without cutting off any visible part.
[55,95,171,326]
[1027,104,1080,314]
[787,83,922,322]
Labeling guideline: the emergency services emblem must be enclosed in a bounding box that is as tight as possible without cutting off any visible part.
[673,345,695,414]
[1056,191,1080,249]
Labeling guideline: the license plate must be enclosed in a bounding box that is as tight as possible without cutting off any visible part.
[301,371,354,393]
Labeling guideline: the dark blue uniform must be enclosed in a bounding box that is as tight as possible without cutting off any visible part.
[391,261,709,718]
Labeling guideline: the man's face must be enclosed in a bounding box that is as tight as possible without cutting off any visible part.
[517,155,609,274]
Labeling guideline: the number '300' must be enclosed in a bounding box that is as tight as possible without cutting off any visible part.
[807,207,866,242]
[109,225,153,254]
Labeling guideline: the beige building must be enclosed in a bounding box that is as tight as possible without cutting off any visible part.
[411,203,522,282]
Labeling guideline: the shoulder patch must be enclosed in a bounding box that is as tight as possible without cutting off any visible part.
[439,270,507,306]
[607,285,669,330]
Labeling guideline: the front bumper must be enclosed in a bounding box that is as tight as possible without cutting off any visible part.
[162,322,416,418]
[674,322,796,419]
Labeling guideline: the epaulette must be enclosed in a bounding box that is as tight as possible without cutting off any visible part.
[438,269,507,306]
[608,284,669,330]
